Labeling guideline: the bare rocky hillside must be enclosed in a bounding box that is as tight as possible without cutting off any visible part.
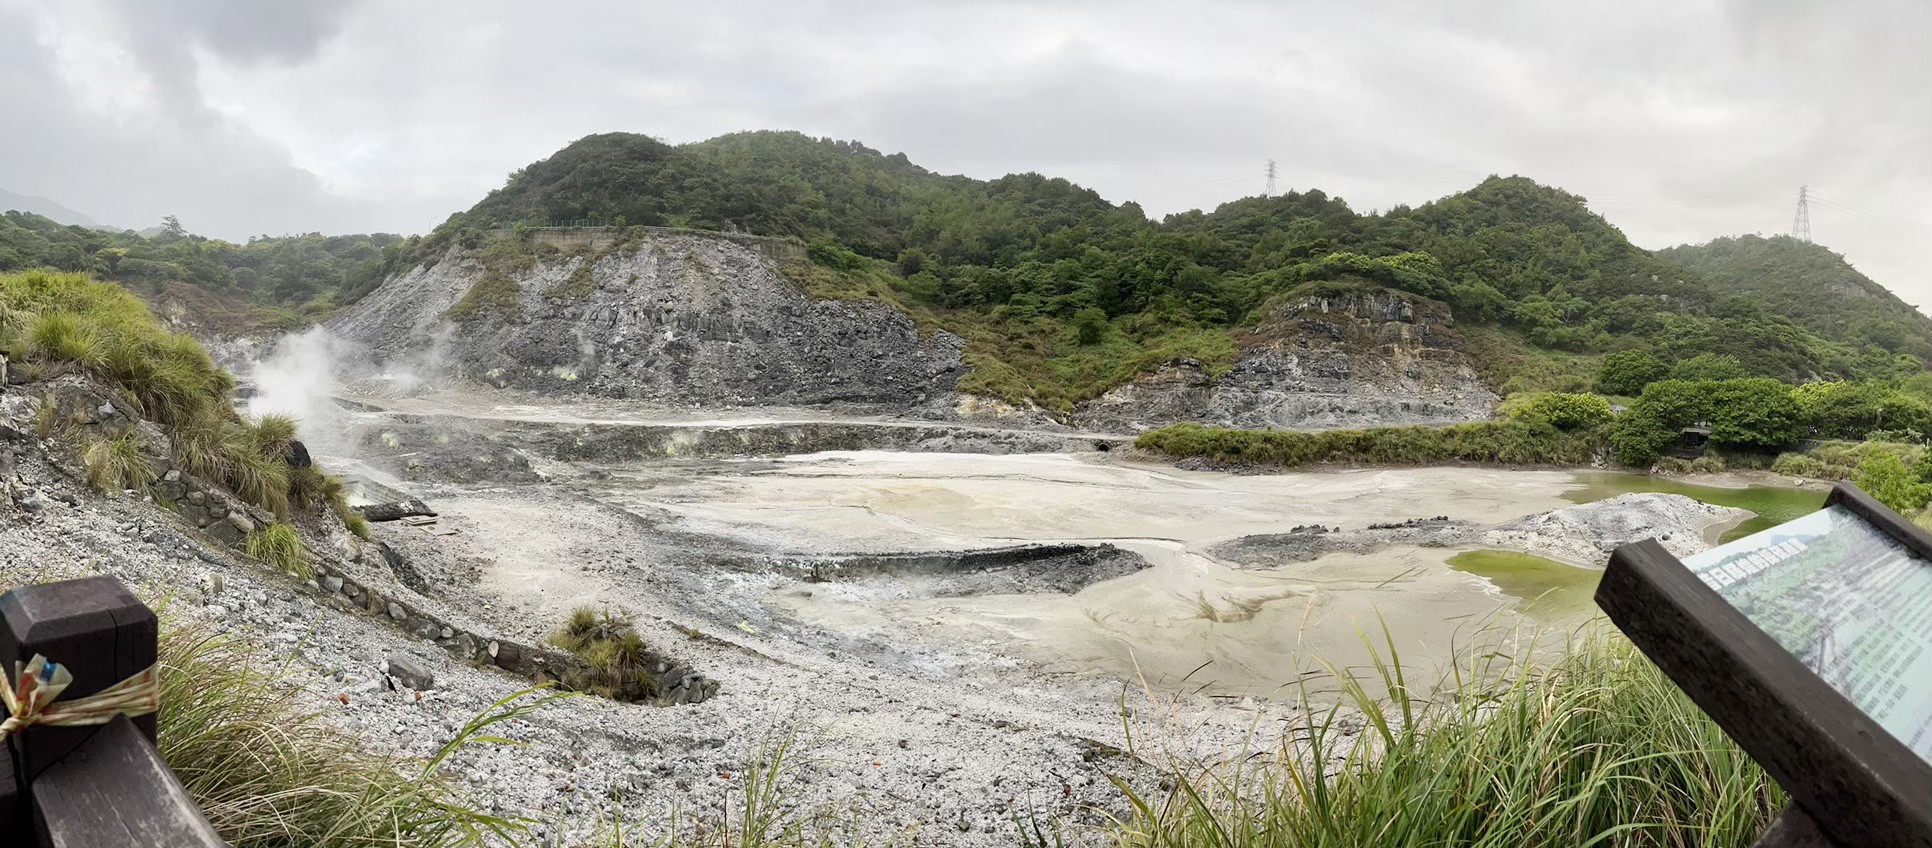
[333,233,1499,431]
[1074,287,1496,432]
[328,231,967,409]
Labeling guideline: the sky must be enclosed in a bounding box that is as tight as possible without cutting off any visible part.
[1,0,1926,309]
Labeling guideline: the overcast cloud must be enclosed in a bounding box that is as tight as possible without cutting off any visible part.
[1,0,1926,308]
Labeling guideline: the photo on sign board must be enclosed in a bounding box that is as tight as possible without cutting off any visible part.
[1680,504,1932,764]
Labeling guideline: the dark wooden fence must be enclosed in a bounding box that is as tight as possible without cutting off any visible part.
[0,576,224,847]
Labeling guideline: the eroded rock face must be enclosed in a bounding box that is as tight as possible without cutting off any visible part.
[1075,288,1497,433]
[328,233,965,408]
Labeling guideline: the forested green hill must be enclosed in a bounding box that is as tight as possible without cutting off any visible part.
[1658,234,1932,361]
[404,130,1924,406]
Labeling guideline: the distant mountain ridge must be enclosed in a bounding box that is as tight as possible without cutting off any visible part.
[0,187,98,228]
[363,131,1923,413]
[12,131,1932,422]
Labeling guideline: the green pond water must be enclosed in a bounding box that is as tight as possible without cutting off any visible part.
[1450,472,1826,620]
[1447,549,1602,619]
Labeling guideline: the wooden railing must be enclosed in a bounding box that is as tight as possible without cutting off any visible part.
[0,576,224,847]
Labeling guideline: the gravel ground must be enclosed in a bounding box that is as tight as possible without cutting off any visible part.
[0,430,1274,847]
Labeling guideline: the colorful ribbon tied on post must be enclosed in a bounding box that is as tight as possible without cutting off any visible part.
[0,654,161,742]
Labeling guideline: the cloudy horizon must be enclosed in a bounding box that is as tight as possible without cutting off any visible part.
[1,0,1925,309]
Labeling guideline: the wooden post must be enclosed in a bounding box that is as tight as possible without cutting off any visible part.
[0,576,225,847]
[0,576,158,780]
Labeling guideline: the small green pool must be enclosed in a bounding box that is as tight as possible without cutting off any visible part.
[1560,471,1825,542]
[1449,471,1826,620]
[1446,549,1601,619]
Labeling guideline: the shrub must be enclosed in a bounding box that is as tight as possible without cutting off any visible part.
[445,270,520,320]
[83,431,153,495]
[1772,452,1834,479]
[1504,392,1614,430]
[805,235,864,271]
[1651,456,1693,474]
[1596,349,1666,396]
[551,608,661,702]
[1855,451,1932,515]
[244,524,309,578]
[1613,377,1804,465]
[1135,420,1599,469]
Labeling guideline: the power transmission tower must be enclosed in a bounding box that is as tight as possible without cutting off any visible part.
[1791,185,1812,242]
[1265,160,1277,197]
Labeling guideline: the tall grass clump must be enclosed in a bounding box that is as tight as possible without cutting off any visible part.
[244,524,309,578]
[1108,628,1781,848]
[551,608,661,702]
[1136,420,1603,469]
[1,269,232,430]
[0,270,370,527]
[155,618,569,846]
[24,311,105,365]
[83,430,154,495]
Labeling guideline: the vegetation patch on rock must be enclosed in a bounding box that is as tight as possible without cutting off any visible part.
[550,608,662,703]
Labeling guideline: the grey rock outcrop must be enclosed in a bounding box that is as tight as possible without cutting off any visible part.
[1075,287,1497,433]
[385,653,436,691]
[328,232,965,408]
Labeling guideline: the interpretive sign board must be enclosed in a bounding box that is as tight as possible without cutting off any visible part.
[1597,483,1932,848]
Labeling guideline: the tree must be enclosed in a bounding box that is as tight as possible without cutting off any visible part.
[1610,411,1674,467]
[1669,353,1746,381]
[1792,381,1932,440]
[1707,378,1803,450]
[1610,379,1714,466]
[1072,307,1108,345]
[1596,350,1666,396]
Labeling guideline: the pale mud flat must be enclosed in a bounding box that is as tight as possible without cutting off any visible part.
[611,452,1575,552]
[784,544,1514,697]
[370,448,1665,843]
[564,453,1580,696]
